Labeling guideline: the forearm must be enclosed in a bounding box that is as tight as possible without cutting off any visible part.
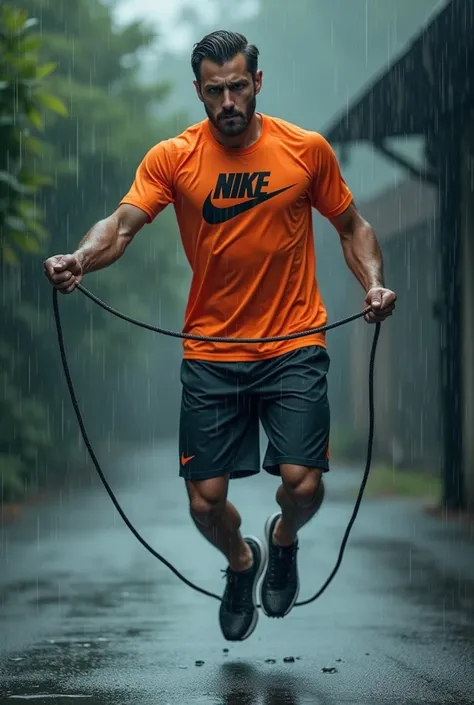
[74,213,130,274]
[339,219,384,291]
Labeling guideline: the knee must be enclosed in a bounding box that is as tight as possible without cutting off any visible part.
[187,477,227,527]
[189,495,222,526]
[281,465,324,508]
[293,474,323,508]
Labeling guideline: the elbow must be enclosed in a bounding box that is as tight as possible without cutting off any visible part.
[340,219,376,245]
[114,204,148,242]
[112,214,136,247]
[338,228,354,243]
[114,215,133,241]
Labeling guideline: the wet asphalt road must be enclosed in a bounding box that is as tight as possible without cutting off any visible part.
[1,440,473,705]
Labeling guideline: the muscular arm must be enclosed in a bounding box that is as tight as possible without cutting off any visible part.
[330,202,384,291]
[308,130,395,321]
[330,201,396,322]
[75,204,149,274]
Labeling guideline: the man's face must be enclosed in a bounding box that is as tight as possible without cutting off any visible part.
[194,53,262,137]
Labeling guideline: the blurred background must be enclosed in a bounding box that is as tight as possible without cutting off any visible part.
[1,0,473,516]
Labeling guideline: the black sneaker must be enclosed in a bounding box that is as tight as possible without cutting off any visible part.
[218,537,267,641]
[259,513,299,618]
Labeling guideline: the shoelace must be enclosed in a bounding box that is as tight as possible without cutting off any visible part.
[221,567,254,613]
[267,543,298,590]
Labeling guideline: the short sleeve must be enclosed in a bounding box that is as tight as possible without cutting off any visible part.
[119,141,176,222]
[308,133,353,218]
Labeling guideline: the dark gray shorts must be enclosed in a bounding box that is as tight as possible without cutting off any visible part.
[179,345,331,481]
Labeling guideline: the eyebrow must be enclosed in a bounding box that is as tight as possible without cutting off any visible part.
[204,78,248,89]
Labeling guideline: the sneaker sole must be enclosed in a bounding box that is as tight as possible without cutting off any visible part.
[237,535,268,641]
[259,512,300,619]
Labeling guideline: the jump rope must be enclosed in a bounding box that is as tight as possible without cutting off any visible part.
[52,283,380,608]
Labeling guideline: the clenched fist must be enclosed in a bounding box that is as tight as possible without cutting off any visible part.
[43,254,83,294]
[364,286,397,323]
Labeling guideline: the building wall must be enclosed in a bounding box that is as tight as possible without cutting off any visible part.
[343,180,442,472]
[381,220,442,469]
[461,124,474,510]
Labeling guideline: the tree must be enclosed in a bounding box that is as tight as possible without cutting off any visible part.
[14,0,189,337]
[0,4,68,499]
[0,4,67,265]
[1,0,188,501]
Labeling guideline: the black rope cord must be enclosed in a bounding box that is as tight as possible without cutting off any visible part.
[53,283,380,607]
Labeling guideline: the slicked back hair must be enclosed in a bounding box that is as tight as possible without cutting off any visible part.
[191,30,259,83]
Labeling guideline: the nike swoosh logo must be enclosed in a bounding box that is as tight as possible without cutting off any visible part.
[181,453,195,466]
[202,184,295,225]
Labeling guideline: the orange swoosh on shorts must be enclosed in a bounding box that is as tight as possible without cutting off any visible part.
[181,453,195,466]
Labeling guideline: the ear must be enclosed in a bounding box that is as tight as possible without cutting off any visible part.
[193,80,204,103]
[254,69,263,96]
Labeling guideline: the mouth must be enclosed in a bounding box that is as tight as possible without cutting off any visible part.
[219,114,242,121]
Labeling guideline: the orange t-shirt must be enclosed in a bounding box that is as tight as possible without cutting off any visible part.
[120,114,353,361]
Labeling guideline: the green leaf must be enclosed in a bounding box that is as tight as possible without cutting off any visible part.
[1,245,20,266]
[23,135,45,156]
[19,171,53,188]
[28,106,43,130]
[37,62,57,79]
[10,231,42,254]
[14,199,40,218]
[19,36,42,53]
[23,218,48,240]
[14,57,39,80]
[2,8,29,34]
[37,92,68,116]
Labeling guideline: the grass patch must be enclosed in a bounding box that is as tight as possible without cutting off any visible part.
[361,463,442,500]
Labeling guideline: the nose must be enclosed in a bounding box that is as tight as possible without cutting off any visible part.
[221,89,235,111]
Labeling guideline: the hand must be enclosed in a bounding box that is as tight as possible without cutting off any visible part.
[364,286,397,323]
[43,253,83,294]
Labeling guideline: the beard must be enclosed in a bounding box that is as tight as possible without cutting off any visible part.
[205,95,257,137]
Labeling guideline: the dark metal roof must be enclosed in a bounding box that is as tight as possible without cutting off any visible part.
[323,0,474,144]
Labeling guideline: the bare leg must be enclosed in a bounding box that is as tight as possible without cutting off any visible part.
[259,463,323,618]
[186,475,253,572]
[273,464,324,546]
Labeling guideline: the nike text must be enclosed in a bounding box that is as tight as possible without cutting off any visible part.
[213,171,271,200]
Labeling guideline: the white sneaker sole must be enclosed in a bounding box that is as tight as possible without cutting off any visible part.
[259,512,300,618]
[240,535,268,640]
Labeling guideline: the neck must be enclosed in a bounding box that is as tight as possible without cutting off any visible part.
[208,113,262,150]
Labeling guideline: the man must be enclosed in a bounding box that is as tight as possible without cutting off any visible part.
[44,30,396,642]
